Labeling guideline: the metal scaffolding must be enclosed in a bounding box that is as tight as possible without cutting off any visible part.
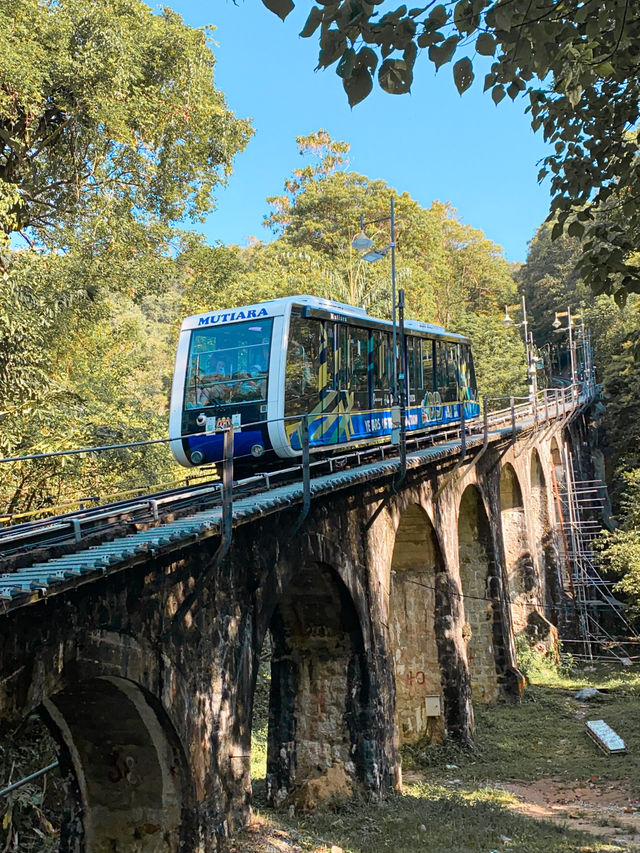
[553,446,637,662]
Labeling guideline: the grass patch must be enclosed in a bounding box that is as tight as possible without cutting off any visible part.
[403,661,640,787]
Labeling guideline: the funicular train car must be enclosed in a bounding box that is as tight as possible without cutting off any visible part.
[169,295,479,469]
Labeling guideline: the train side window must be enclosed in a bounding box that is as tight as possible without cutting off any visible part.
[320,322,335,397]
[421,339,434,395]
[373,330,392,406]
[406,336,421,403]
[435,341,457,403]
[335,324,349,391]
[285,316,321,416]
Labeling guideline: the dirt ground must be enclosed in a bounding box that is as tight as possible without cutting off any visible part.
[501,776,640,852]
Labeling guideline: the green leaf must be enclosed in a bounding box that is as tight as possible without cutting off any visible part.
[403,40,417,67]
[343,67,374,105]
[453,57,474,93]
[476,33,496,56]
[507,81,520,100]
[427,4,449,28]
[491,84,505,104]
[378,58,413,93]
[261,0,294,21]
[567,220,584,238]
[594,60,615,77]
[418,29,444,48]
[428,35,460,69]
[337,48,356,78]
[300,7,323,37]
[355,46,378,73]
[453,0,478,35]
[551,221,563,240]
[317,29,347,68]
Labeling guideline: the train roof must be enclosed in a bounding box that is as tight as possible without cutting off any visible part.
[181,295,469,343]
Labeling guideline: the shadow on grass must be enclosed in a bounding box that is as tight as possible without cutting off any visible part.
[239,778,618,853]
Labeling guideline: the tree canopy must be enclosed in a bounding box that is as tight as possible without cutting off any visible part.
[0,0,252,260]
[260,0,640,300]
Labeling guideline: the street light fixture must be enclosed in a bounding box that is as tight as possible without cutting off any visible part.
[552,308,577,385]
[351,230,374,251]
[503,295,538,402]
[362,248,389,263]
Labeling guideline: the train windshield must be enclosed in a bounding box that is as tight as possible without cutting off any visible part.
[185,319,273,409]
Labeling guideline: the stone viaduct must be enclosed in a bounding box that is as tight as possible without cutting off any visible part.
[0,402,595,851]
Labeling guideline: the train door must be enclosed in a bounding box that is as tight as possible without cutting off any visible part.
[421,338,439,423]
[333,324,370,443]
[406,336,421,405]
[284,315,322,449]
[373,330,393,409]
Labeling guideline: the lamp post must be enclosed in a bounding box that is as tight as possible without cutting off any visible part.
[552,308,577,386]
[351,196,398,402]
[503,295,538,403]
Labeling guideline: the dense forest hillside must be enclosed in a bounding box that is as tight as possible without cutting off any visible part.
[0,129,530,518]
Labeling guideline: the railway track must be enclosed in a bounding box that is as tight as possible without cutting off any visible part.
[0,385,586,562]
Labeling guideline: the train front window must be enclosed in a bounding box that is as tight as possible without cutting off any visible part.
[185,319,273,408]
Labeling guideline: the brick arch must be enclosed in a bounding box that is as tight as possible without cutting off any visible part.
[500,463,535,633]
[457,484,506,703]
[389,503,451,745]
[261,559,375,809]
[32,646,195,853]
[44,678,189,852]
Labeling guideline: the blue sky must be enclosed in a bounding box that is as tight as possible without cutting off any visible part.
[169,0,552,263]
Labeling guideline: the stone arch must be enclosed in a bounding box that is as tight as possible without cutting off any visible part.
[499,463,536,633]
[42,675,192,852]
[457,485,505,703]
[389,504,448,744]
[550,436,564,493]
[264,561,371,809]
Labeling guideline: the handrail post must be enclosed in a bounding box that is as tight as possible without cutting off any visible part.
[544,390,549,423]
[292,414,311,535]
[460,400,466,457]
[222,426,234,549]
[510,396,516,441]
[483,397,488,446]
[301,413,310,520]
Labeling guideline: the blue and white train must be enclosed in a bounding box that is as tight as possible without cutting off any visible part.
[169,295,479,469]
